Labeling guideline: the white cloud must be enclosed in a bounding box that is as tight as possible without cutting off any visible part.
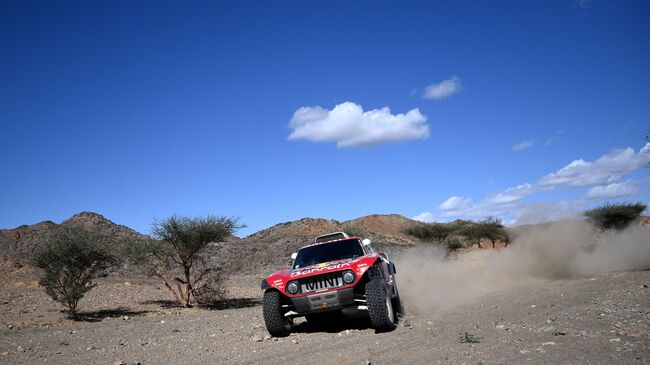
[539,143,650,187]
[288,102,429,147]
[438,196,474,211]
[435,195,511,219]
[544,137,555,146]
[412,212,435,223]
[422,76,461,100]
[512,140,535,151]
[585,181,639,200]
[485,183,534,205]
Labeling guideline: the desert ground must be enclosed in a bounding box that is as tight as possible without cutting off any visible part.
[1,213,649,364]
[0,268,648,365]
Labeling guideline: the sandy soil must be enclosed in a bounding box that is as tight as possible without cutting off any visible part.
[0,269,648,364]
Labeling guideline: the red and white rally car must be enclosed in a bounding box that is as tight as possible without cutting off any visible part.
[261,232,403,337]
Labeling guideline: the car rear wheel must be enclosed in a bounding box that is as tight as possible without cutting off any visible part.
[262,290,292,337]
[365,277,397,332]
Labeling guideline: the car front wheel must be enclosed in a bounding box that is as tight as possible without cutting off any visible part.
[262,290,292,337]
[365,277,397,332]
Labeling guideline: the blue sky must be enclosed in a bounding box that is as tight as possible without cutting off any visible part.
[1,0,649,236]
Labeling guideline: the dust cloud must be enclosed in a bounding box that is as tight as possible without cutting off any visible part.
[394,221,650,313]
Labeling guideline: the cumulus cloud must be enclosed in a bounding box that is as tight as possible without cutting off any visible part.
[438,196,474,211]
[412,212,435,223]
[288,102,429,147]
[585,181,639,200]
[485,183,534,205]
[422,76,461,100]
[512,140,535,151]
[539,143,650,187]
[430,184,534,221]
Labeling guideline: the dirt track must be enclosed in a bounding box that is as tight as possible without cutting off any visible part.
[1,270,648,364]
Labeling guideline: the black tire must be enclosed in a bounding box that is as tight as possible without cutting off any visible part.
[365,277,397,332]
[262,290,292,337]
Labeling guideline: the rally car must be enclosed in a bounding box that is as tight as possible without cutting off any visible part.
[260,232,402,337]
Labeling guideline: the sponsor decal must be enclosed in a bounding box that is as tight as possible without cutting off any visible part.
[290,263,351,278]
[355,262,369,275]
[272,279,283,287]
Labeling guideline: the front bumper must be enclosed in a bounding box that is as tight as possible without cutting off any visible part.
[290,288,355,314]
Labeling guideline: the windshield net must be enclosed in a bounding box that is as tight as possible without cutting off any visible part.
[294,239,364,269]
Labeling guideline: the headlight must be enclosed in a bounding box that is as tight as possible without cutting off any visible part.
[287,281,299,294]
[342,270,356,284]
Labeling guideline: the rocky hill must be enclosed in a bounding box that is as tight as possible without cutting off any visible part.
[0,212,148,260]
[215,214,423,275]
[343,214,421,245]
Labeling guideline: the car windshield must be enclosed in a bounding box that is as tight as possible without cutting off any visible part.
[293,239,364,269]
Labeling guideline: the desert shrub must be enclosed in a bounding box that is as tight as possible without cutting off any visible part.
[447,239,464,250]
[459,332,482,343]
[403,223,455,242]
[31,228,114,318]
[124,215,244,308]
[585,202,647,230]
[342,224,367,238]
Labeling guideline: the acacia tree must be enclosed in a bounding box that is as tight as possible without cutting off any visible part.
[462,217,508,248]
[32,228,114,318]
[585,202,647,230]
[478,216,509,248]
[127,215,244,308]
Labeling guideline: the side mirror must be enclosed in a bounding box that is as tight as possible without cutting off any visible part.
[291,252,297,260]
[362,239,371,246]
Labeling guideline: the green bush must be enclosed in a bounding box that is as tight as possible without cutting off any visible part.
[459,332,482,343]
[585,202,647,230]
[31,228,115,318]
[402,223,455,242]
[447,239,464,250]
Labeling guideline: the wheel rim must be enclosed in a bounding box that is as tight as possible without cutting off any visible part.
[386,295,394,323]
